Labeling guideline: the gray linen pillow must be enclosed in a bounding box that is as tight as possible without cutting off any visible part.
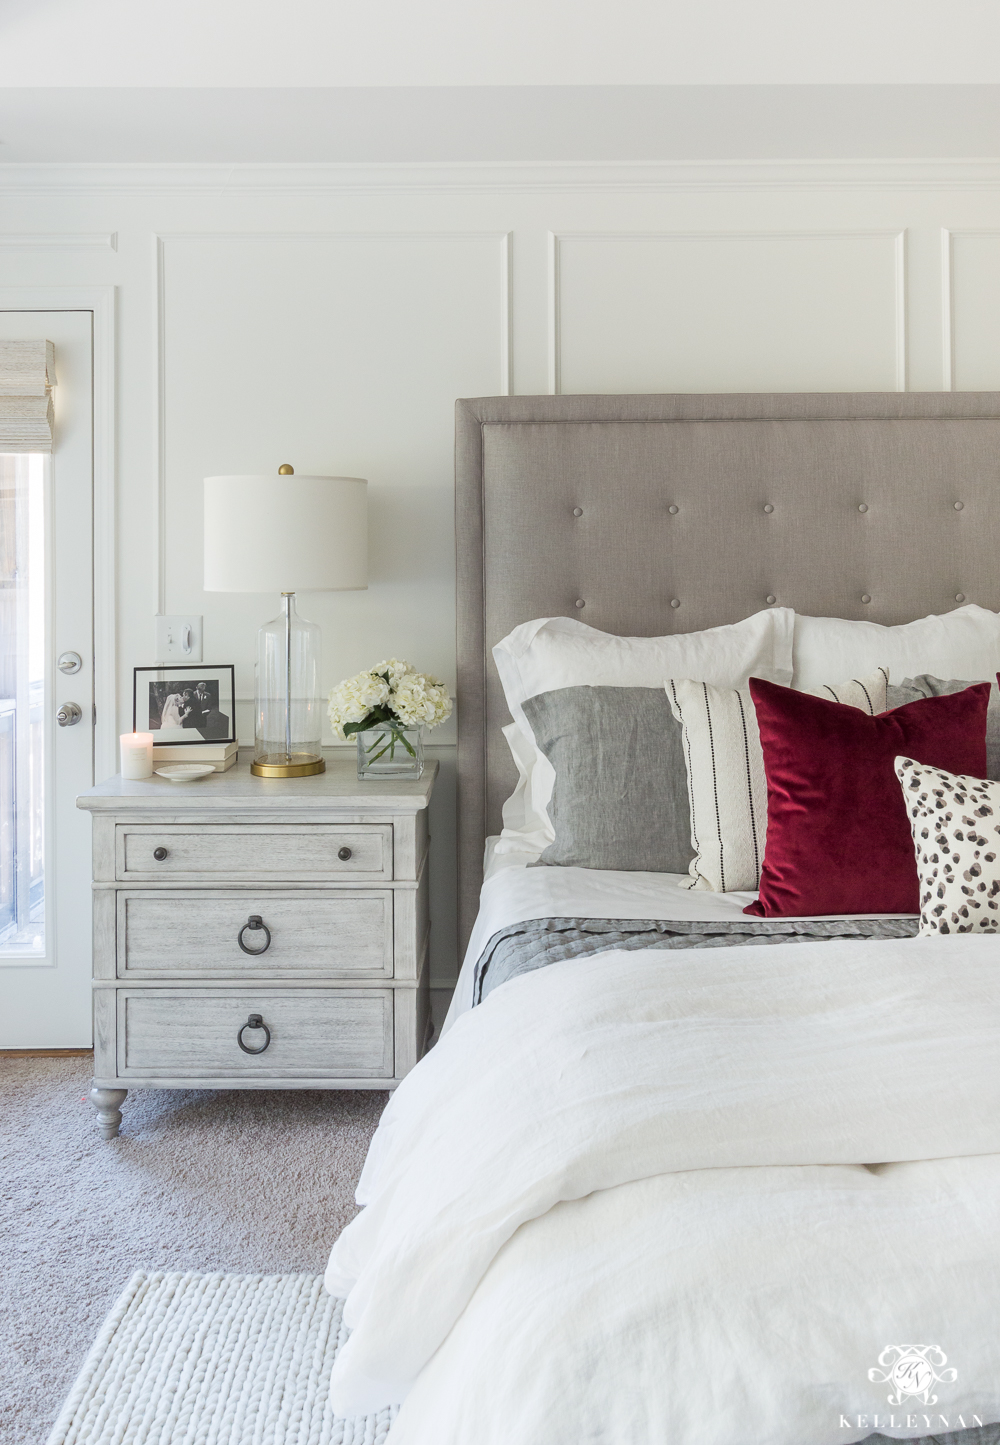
[886,673,1000,780]
[521,685,694,873]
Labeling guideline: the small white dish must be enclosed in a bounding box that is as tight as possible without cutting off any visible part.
[154,764,215,783]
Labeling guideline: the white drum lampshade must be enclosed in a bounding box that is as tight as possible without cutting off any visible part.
[204,468,368,778]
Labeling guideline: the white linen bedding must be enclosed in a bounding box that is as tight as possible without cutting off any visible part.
[327,937,1000,1441]
[390,1158,1000,1445]
[444,841,912,1030]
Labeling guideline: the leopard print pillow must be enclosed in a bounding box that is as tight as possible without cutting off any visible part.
[896,755,1000,935]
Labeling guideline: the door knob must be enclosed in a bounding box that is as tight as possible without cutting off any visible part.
[57,701,83,727]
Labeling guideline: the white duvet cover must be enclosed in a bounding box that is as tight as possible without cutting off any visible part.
[327,937,1000,1444]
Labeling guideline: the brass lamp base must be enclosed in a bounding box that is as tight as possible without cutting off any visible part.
[251,753,326,778]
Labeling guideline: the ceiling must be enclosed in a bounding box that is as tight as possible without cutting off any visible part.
[2,0,1000,164]
[3,0,1000,87]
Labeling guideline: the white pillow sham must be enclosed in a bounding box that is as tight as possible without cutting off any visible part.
[667,668,889,893]
[792,604,1000,693]
[494,609,795,856]
[497,721,557,855]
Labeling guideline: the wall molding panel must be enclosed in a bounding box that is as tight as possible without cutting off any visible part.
[154,229,512,615]
[548,230,907,397]
[893,228,908,392]
[546,231,560,395]
[941,229,1000,392]
[499,231,513,397]
[942,228,955,391]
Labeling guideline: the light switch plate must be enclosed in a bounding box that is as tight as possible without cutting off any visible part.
[155,615,203,663]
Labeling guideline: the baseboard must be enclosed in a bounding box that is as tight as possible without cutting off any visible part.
[0,1048,94,1058]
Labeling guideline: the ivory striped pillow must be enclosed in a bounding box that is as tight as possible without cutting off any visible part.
[666,668,889,893]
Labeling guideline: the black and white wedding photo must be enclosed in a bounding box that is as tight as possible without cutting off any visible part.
[133,664,236,744]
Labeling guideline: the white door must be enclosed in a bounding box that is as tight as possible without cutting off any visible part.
[1,310,94,1046]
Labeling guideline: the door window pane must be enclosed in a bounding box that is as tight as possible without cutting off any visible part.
[0,454,45,954]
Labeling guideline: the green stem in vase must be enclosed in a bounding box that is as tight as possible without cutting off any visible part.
[366,733,395,763]
[361,723,418,768]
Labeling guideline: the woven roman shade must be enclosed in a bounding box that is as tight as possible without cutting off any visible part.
[0,341,55,452]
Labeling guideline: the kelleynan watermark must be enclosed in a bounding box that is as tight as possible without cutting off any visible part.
[839,1414,984,1432]
[839,1345,978,1432]
[868,1345,958,1406]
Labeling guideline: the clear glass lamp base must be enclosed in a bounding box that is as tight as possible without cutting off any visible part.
[252,593,325,778]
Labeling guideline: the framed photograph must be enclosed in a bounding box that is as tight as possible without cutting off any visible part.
[134,664,236,745]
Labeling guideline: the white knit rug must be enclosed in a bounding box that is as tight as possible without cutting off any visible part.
[45,1272,397,1445]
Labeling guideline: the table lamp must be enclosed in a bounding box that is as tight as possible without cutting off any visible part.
[204,465,368,777]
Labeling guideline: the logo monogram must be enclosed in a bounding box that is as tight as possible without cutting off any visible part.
[868,1346,958,1406]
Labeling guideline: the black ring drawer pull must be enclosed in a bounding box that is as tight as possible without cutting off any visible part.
[237,915,271,954]
[238,1014,271,1055]
[338,846,352,861]
[153,847,168,861]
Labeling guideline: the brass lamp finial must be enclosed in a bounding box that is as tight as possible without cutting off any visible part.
[278,463,294,475]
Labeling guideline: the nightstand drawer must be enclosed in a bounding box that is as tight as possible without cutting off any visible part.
[116,825,392,882]
[117,890,394,978]
[117,988,394,1079]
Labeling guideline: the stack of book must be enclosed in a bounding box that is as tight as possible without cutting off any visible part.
[151,739,238,772]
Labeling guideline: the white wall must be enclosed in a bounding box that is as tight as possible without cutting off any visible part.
[3,159,1000,984]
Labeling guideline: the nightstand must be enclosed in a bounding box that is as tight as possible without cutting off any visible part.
[77,753,436,1138]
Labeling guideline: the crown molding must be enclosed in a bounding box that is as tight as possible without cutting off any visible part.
[4,158,1000,195]
[0,231,118,249]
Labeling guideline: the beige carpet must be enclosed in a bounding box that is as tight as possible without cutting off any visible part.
[0,1056,386,1445]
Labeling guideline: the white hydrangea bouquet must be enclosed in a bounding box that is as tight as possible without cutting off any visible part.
[328,658,452,776]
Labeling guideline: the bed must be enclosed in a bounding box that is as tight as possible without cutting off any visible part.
[325,392,1000,1444]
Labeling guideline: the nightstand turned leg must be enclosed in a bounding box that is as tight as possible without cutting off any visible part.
[89,1085,128,1140]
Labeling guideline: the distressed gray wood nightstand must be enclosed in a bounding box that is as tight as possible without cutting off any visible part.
[77,753,436,1138]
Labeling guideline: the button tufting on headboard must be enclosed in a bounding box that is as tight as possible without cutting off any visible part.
[455,390,1000,952]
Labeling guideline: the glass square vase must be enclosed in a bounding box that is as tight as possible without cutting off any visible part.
[356,725,424,780]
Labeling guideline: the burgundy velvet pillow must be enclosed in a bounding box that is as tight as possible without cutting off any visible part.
[745,678,990,917]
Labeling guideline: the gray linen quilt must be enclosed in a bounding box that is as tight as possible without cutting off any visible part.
[473,913,920,1005]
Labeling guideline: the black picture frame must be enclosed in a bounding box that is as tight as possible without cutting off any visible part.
[133,664,236,746]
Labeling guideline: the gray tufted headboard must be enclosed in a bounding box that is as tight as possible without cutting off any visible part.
[455,390,1000,953]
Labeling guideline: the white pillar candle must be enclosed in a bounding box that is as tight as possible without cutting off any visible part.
[120,731,154,780]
